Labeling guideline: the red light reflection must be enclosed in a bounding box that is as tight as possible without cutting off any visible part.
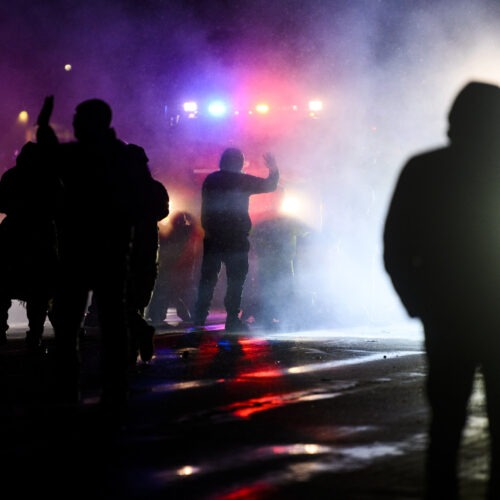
[183,333,289,415]
[214,482,276,500]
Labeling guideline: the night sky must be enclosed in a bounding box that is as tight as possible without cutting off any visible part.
[3,0,500,326]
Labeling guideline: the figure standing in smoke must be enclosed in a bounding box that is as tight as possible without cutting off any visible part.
[384,81,500,499]
[37,96,168,417]
[249,193,308,331]
[193,148,279,332]
[0,141,61,348]
[146,211,202,325]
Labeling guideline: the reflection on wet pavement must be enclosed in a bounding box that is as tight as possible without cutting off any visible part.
[0,308,490,500]
[177,387,347,422]
[155,433,428,494]
[286,351,422,375]
[116,332,428,497]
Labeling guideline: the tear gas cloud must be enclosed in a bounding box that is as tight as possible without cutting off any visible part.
[2,0,500,328]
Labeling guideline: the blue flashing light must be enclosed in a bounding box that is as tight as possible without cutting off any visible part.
[207,100,228,117]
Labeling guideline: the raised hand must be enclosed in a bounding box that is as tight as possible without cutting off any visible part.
[36,95,54,127]
[263,152,278,171]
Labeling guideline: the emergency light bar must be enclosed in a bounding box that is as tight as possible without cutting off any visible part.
[168,97,324,125]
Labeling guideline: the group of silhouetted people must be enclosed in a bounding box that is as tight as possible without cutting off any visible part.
[3,81,500,497]
[0,96,169,421]
[0,96,280,423]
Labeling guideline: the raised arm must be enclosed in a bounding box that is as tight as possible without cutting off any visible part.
[263,152,279,176]
[36,95,59,145]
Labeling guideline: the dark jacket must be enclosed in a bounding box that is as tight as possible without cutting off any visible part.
[52,132,167,264]
[384,82,500,321]
[201,169,279,242]
[0,142,61,299]
[384,145,500,319]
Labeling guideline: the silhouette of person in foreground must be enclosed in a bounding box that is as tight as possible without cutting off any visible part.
[146,211,201,325]
[384,81,500,499]
[0,142,60,347]
[37,96,167,416]
[127,177,169,363]
[193,148,279,332]
[83,177,170,366]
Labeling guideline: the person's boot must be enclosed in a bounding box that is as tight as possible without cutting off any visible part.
[176,299,192,323]
[191,311,207,328]
[225,315,249,332]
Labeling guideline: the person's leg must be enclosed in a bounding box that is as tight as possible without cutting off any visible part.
[175,297,192,322]
[424,321,477,500]
[256,257,275,327]
[50,272,89,403]
[172,268,193,322]
[26,296,49,347]
[0,296,11,344]
[84,294,99,327]
[274,259,296,329]
[87,232,133,424]
[127,308,154,363]
[224,248,249,331]
[145,273,169,323]
[193,239,222,326]
[93,278,130,412]
[128,260,158,364]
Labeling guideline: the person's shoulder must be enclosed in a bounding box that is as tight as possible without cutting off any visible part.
[395,147,450,191]
[112,139,148,163]
[406,146,448,165]
[203,169,223,182]
[402,146,449,174]
[0,165,17,182]
[124,142,146,156]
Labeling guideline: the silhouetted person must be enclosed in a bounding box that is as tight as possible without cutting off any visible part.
[193,148,279,332]
[37,96,167,417]
[384,81,500,499]
[0,142,60,347]
[83,177,169,366]
[251,213,307,331]
[146,211,202,325]
[128,177,169,363]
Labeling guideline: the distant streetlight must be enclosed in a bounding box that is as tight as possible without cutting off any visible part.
[17,110,29,124]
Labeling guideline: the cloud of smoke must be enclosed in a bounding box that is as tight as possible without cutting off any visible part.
[3,0,500,328]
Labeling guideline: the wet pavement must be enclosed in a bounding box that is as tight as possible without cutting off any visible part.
[0,311,490,499]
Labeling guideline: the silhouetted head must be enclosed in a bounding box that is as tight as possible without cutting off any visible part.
[173,211,193,227]
[219,148,245,172]
[73,99,112,142]
[171,211,194,235]
[448,81,500,145]
[16,142,40,168]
